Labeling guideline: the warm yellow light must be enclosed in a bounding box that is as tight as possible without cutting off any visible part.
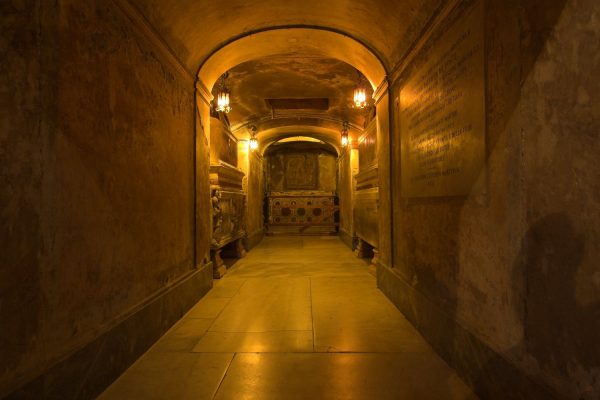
[216,91,231,113]
[353,87,367,108]
[341,120,350,147]
[277,136,323,143]
[341,133,349,147]
[249,137,258,150]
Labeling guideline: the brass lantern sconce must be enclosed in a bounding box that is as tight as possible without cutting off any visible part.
[248,125,258,151]
[341,121,349,147]
[215,72,232,114]
[353,70,369,109]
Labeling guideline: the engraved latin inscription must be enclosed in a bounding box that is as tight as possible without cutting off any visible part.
[400,0,485,197]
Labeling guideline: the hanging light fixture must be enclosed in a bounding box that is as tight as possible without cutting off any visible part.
[215,72,232,113]
[248,125,258,150]
[353,70,368,109]
[249,136,258,150]
[341,121,349,147]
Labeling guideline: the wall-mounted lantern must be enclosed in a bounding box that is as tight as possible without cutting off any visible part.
[248,125,258,150]
[353,71,368,109]
[341,121,349,147]
[215,72,232,113]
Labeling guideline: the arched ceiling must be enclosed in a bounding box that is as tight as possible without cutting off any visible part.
[126,0,447,153]
[127,0,447,73]
[264,140,338,157]
[255,124,362,156]
[216,55,371,132]
[198,28,386,90]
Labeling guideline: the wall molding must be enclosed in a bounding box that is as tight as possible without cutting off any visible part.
[6,263,213,400]
[111,0,195,85]
[230,115,364,135]
[373,78,389,104]
[339,228,357,250]
[195,80,214,106]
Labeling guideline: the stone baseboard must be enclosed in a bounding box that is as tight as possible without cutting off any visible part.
[376,263,560,400]
[245,229,264,250]
[6,262,213,400]
[339,229,357,250]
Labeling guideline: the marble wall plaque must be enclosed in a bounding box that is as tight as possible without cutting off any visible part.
[400,0,485,197]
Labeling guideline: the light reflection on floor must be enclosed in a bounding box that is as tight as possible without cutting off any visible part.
[99,236,478,399]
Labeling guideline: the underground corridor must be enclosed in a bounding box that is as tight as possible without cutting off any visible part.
[99,236,476,399]
[2,0,599,399]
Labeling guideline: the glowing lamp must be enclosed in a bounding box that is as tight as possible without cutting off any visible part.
[353,86,367,109]
[215,72,232,113]
[249,136,258,150]
[216,90,231,113]
[341,121,349,147]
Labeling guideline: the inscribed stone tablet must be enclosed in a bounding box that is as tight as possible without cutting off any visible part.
[400,0,485,197]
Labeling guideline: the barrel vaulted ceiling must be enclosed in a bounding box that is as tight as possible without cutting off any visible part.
[127,0,447,73]
[126,0,448,147]
[219,55,369,132]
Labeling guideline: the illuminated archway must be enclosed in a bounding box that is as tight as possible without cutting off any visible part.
[256,123,362,156]
[197,27,387,99]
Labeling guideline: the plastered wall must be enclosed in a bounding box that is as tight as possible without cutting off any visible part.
[0,0,203,396]
[1,1,45,393]
[387,0,600,398]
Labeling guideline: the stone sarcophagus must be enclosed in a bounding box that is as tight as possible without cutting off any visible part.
[266,192,337,235]
[210,161,246,278]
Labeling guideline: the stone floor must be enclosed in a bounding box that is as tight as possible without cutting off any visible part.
[99,236,478,400]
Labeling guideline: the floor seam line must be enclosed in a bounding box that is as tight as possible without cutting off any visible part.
[211,353,237,400]
[201,279,247,333]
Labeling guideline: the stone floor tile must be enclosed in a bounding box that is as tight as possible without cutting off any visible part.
[99,352,234,400]
[100,237,478,400]
[208,278,312,332]
[152,318,213,352]
[192,330,313,353]
[186,297,230,319]
[213,353,477,400]
[203,278,247,299]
